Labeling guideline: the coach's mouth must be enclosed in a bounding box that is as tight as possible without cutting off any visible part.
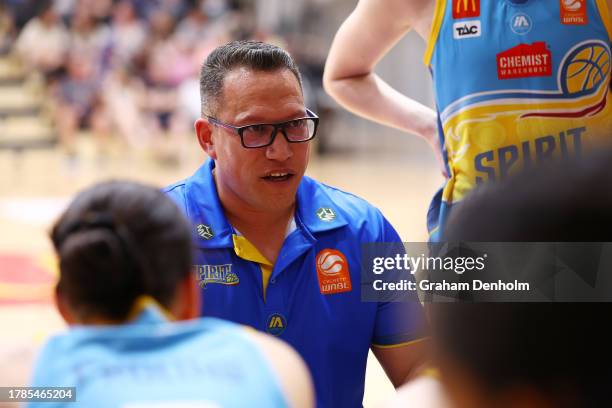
[262,171,295,182]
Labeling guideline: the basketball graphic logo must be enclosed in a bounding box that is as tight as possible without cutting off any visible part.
[562,0,582,11]
[561,42,610,95]
[315,249,352,295]
[316,250,345,276]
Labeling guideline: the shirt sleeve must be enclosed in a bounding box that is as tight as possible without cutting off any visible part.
[371,214,428,347]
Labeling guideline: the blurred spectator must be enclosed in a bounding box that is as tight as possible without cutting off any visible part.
[15,2,68,78]
[174,2,211,50]
[108,0,146,68]
[0,1,14,53]
[202,0,230,19]
[54,0,76,24]
[80,0,113,24]
[145,9,192,86]
[131,0,188,21]
[52,53,109,156]
[4,0,38,29]
[102,65,148,149]
[68,7,111,74]
[4,0,328,165]
[140,8,190,161]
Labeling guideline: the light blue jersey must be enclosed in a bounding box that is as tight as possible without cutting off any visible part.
[29,301,288,408]
[424,0,612,240]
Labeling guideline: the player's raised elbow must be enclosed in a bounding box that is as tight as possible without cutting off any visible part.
[322,63,368,108]
[322,65,343,101]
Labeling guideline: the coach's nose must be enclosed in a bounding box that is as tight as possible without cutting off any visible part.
[265,129,293,162]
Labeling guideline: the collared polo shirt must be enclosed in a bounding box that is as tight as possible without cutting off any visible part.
[165,159,425,407]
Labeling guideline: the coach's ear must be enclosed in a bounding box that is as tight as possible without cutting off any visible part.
[195,118,217,159]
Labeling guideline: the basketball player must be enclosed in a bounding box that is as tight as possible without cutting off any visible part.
[29,181,313,408]
[385,148,612,407]
[432,149,612,408]
[324,0,612,241]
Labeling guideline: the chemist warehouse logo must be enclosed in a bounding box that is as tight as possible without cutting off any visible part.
[194,264,239,287]
[497,42,552,80]
[315,249,352,295]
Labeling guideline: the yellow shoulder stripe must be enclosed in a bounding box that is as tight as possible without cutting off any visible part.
[127,295,175,322]
[371,336,429,349]
[423,0,447,66]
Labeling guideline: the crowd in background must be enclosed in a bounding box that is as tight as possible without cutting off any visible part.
[0,0,316,163]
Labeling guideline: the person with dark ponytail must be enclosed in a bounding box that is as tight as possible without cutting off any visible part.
[29,180,313,408]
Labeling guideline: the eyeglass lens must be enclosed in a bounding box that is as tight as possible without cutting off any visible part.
[242,119,316,147]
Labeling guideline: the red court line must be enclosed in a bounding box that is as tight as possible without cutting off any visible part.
[0,254,55,304]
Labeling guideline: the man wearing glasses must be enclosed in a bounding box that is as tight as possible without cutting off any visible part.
[164,40,427,407]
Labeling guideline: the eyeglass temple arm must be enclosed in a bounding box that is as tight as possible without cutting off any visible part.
[207,117,240,132]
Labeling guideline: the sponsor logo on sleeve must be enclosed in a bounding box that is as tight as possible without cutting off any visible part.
[315,249,352,295]
[453,20,481,39]
[560,0,588,25]
[497,42,552,80]
[453,0,480,19]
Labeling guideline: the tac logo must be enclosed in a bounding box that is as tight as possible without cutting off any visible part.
[560,0,587,25]
[510,12,532,35]
[315,249,352,295]
[196,224,214,240]
[453,20,481,39]
[453,0,480,19]
[266,313,287,336]
[316,207,336,222]
[195,263,239,287]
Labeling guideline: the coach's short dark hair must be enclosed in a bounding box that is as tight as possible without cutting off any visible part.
[199,40,302,115]
[51,181,193,321]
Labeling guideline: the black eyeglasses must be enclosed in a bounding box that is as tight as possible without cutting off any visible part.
[206,109,319,148]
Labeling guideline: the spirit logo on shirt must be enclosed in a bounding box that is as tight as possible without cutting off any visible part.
[497,42,552,80]
[194,263,239,287]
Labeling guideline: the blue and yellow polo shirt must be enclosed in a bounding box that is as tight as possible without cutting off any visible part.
[164,159,426,407]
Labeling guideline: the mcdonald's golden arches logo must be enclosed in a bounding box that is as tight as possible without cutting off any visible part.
[453,0,480,19]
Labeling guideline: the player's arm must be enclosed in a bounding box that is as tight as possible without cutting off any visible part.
[246,330,315,408]
[323,0,439,147]
[372,339,430,387]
